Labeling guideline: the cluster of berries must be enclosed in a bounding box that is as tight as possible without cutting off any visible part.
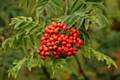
[38,22,84,60]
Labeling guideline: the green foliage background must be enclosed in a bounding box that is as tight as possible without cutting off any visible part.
[0,0,120,80]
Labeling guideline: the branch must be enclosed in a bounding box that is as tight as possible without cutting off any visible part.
[41,64,56,80]
[74,55,89,80]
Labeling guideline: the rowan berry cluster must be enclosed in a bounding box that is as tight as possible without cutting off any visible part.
[38,22,84,60]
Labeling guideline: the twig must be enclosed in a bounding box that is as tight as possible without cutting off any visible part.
[74,55,89,80]
[41,64,56,80]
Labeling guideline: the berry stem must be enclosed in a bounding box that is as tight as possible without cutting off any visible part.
[41,64,56,80]
[74,55,89,80]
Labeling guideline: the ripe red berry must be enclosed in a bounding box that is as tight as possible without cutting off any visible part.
[73,33,78,38]
[66,43,72,48]
[53,45,57,49]
[45,52,50,56]
[63,25,68,31]
[60,34,65,38]
[39,46,43,51]
[62,41,66,45]
[77,39,84,45]
[54,28,59,33]
[46,42,51,46]
[40,51,45,56]
[41,36,46,41]
[51,42,55,45]
[60,22,64,27]
[64,47,69,52]
[44,33,50,38]
[53,52,57,55]
[71,28,76,33]
[44,47,49,51]
[58,47,62,51]
[45,27,50,33]
[67,51,72,56]
[49,37,54,41]
[58,37,62,42]
[41,40,46,44]
[49,46,53,50]
[73,39,76,43]
[51,22,57,27]
[69,31,73,35]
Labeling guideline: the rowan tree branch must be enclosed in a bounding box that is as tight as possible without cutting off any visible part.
[74,55,89,80]
[41,64,56,80]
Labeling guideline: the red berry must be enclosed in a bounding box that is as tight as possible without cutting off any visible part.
[64,47,69,52]
[77,30,80,36]
[63,25,68,31]
[53,52,57,55]
[76,44,81,48]
[69,31,73,35]
[77,39,84,45]
[49,37,54,41]
[60,22,64,27]
[51,42,55,45]
[44,33,50,38]
[68,40,73,43]
[69,36,73,40]
[41,36,46,41]
[45,27,50,33]
[62,41,66,45]
[58,47,62,51]
[51,22,57,27]
[50,26,55,30]
[66,43,71,48]
[65,35,68,39]
[49,46,53,50]
[41,40,46,44]
[44,47,49,51]
[54,28,59,33]
[60,34,65,38]
[40,51,45,56]
[39,46,43,51]
[53,45,57,49]
[66,39,69,42]
[58,37,62,42]
[73,33,78,38]
[73,39,76,43]
[62,37,66,41]
[44,52,50,56]
[46,42,51,46]
[71,28,76,33]
[67,51,72,56]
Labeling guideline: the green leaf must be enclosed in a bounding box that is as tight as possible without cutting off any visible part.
[70,0,79,12]
[8,57,27,78]
[79,47,117,68]
[14,20,24,29]
[84,19,90,30]
[63,15,72,24]
[69,15,79,28]
[77,17,84,29]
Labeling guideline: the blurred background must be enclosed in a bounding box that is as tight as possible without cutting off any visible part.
[0,0,120,80]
